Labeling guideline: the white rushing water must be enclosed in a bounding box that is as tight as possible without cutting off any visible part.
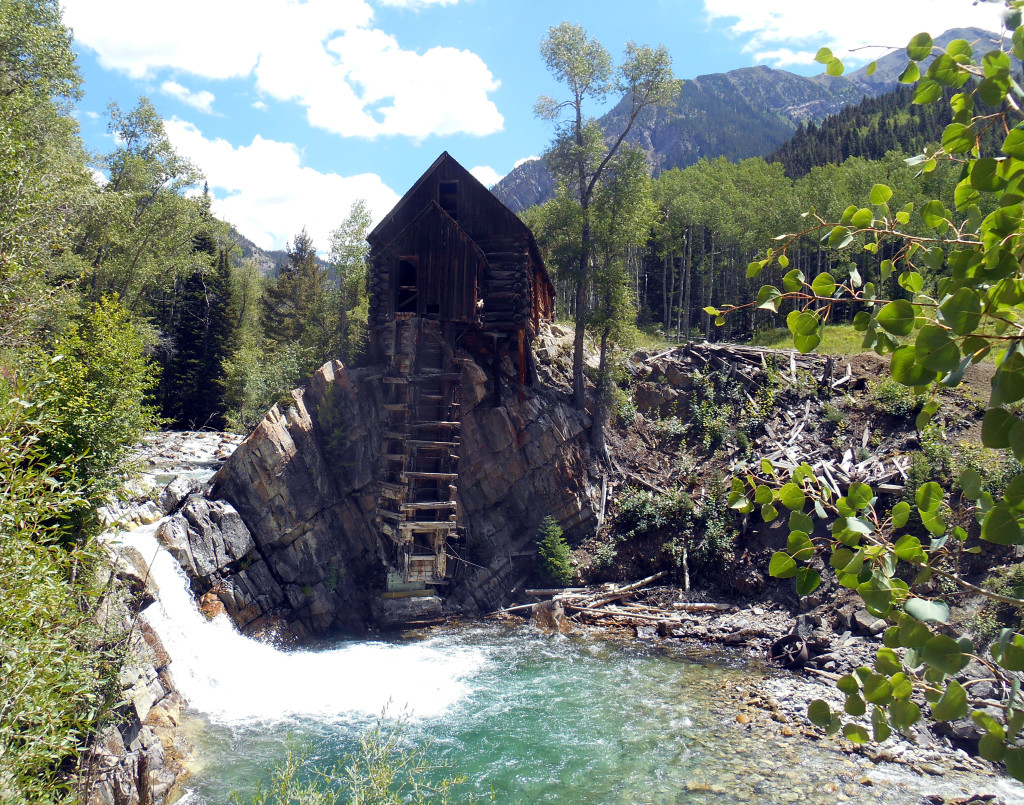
[114,523,488,727]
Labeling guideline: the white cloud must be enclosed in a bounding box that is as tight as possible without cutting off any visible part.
[160,80,215,113]
[252,100,268,111]
[378,0,459,6]
[469,165,502,187]
[84,110,100,119]
[62,0,503,140]
[89,168,107,187]
[164,119,400,251]
[702,0,1005,67]
[514,155,539,169]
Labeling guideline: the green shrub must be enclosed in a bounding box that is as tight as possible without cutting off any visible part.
[869,378,922,419]
[537,516,572,586]
[616,486,693,539]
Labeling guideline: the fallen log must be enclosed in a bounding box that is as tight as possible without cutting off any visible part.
[524,587,590,597]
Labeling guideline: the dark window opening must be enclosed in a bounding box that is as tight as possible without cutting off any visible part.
[439,181,458,220]
[396,257,418,313]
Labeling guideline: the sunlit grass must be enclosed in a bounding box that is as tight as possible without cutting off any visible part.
[749,324,880,356]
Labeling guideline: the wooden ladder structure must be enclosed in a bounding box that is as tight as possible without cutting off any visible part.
[376,315,461,585]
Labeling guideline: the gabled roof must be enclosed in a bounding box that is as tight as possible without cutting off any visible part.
[367,151,533,248]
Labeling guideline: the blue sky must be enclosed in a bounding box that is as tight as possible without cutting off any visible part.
[61,0,1004,253]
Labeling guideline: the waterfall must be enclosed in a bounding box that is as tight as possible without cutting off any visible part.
[114,522,487,727]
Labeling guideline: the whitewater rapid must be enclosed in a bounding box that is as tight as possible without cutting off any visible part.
[113,523,488,727]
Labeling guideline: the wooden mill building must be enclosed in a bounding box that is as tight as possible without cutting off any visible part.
[365,152,555,591]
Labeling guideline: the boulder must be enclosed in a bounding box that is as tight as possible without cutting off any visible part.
[156,498,255,585]
[531,599,572,634]
[158,475,201,514]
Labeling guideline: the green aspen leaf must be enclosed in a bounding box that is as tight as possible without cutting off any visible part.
[916,400,939,431]
[869,184,893,205]
[789,510,814,534]
[787,531,814,562]
[862,673,893,705]
[920,199,947,228]
[945,38,972,59]
[979,733,1007,763]
[811,272,836,298]
[982,408,1016,449]
[915,325,960,373]
[920,509,947,536]
[876,648,903,676]
[894,534,925,563]
[836,674,860,695]
[761,503,778,522]
[1015,25,1024,60]
[978,76,1010,106]
[872,706,892,743]
[916,481,943,513]
[844,694,867,717]
[954,178,981,209]
[899,614,932,648]
[866,60,877,76]
[982,504,1024,545]
[807,699,832,727]
[814,47,833,64]
[898,271,924,294]
[702,306,719,315]
[830,547,854,571]
[907,33,933,61]
[971,158,1006,192]
[983,49,1011,78]
[754,484,773,505]
[890,672,913,700]
[796,567,822,596]
[931,679,969,721]
[845,517,873,535]
[913,78,943,104]
[928,53,969,87]
[756,284,782,312]
[747,261,763,279]
[958,467,983,499]
[778,483,806,511]
[777,253,790,269]
[895,209,911,224]
[1010,419,1024,461]
[760,458,775,476]
[942,122,974,153]
[769,551,798,578]
[782,268,804,292]
[787,309,818,336]
[938,287,982,335]
[1004,474,1024,509]
[898,61,921,83]
[876,299,915,336]
[889,699,922,729]
[1004,128,1024,159]
[853,311,871,331]
[843,723,870,743]
[923,634,966,676]
[858,576,893,617]
[850,208,873,228]
[827,226,853,250]
[891,501,912,528]
[904,598,950,624]
[846,482,874,511]
[794,332,821,355]
[1007,746,1024,783]
[891,346,936,387]
[826,57,844,77]
[992,368,1024,407]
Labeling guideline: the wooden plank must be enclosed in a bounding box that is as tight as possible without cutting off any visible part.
[401,500,457,511]
[402,471,458,480]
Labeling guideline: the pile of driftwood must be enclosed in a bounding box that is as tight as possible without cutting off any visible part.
[634,342,908,495]
[497,571,732,630]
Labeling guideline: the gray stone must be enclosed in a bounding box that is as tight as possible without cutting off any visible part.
[158,475,201,514]
[157,498,255,584]
[852,609,886,635]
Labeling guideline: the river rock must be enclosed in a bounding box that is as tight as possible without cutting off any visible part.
[158,475,201,514]
[156,497,255,585]
[531,599,572,634]
[205,355,600,634]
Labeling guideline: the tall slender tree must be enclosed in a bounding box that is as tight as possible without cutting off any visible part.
[535,22,677,409]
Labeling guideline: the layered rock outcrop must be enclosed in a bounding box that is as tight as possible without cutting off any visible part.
[187,350,600,636]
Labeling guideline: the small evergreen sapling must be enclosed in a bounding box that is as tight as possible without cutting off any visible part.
[537,516,573,586]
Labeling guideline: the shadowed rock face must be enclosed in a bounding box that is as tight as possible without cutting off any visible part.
[198,353,599,636]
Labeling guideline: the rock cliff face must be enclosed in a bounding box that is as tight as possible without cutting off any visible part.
[186,351,599,636]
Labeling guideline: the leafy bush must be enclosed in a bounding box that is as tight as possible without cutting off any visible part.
[537,516,572,586]
[0,377,125,801]
[221,340,309,432]
[616,486,693,539]
[869,378,921,419]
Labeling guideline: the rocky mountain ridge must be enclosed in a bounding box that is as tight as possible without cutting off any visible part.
[493,27,1002,212]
